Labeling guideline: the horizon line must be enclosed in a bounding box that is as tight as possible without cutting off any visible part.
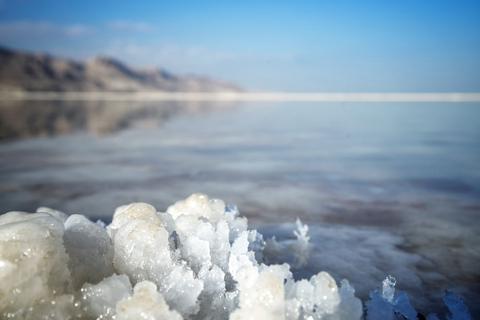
[1,91,480,102]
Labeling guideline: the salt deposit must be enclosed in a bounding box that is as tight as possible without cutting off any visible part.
[0,193,472,319]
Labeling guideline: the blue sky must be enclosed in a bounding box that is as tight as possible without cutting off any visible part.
[0,0,479,92]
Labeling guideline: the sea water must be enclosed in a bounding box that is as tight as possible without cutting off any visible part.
[0,100,479,318]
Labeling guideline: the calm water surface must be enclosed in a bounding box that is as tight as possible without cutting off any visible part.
[0,100,479,316]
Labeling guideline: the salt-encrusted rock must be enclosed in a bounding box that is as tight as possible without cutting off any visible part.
[310,271,341,315]
[181,235,212,273]
[109,202,159,239]
[208,220,231,271]
[80,274,132,319]
[197,264,229,319]
[0,194,377,320]
[336,279,364,320]
[116,281,182,320]
[229,231,257,282]
[167,193,225,222]
[63,214,114,289]
[0,211,76,319]
[113,218,173,286]
[174,213,203,242]
[36,206,69,223]
[291,279,315,314]
[230,269,286,320]
[159,263,204,317]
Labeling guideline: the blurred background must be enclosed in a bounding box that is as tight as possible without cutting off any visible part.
[0,0,479,92]
[0,1,479,317]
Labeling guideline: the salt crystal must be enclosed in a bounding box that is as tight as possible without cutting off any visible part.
[159,263,204,317]
[337,279,364,320]
[0,194,471,320]
[197,264,228,319]
[63,214,114,289]
[181,235,212,273]
[167,193,222,221]
[36,206,69,222]
[292,218,310,268]
[80,274,132,319]
[444,290,472,320]
[113,218,172,286]
[174,214,203,241]
[382,275,396,303]
[365,289,394,320]
[116,280,182,320]
[109,202,159,239]
[231,269,286,320]
[393,290,418,320]
[310,271,341,315]
[0,212,72,318]
[210,220,231,271]
[291,279,315,313]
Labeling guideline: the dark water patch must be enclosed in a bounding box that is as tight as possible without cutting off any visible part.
[321,199,402,227]
[460,204,480,211]
[411,178,473,193]
[408,202,428,210]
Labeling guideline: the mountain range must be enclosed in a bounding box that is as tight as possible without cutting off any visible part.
[0,46,242,92]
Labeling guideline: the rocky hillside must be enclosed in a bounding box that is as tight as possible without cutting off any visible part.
[0,46,242,92]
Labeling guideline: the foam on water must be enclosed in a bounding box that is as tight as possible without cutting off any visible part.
[0,193,472,319]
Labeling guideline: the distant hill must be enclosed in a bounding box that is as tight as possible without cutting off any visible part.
[0,46,242,92]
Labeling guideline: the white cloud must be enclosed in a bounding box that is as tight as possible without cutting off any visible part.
[106,20,156,32]
[0,20,94,38]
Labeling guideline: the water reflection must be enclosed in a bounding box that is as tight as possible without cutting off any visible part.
[0,99,237,140]
[0,100,479,316]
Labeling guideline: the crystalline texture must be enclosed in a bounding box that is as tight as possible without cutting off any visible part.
[444,290,472,320]
[310,271,341,315]
[159,263,204,317]
[197,264,229,319]
[80,274,132,320]
[181,235,212,273]
[109,202,159,239]
[336,279,364,320]
[116,281,182,320]
[231,269,286,320]
[63,214,114,289]
[113,218,172,286]
[0,212,75,319]
[167,193,225,222]
[365,275,418,320]
[1,193,471,319]
[36,207,69,223]
[382,275,396,303]
[292,218,310,268]
[393,290,418,320]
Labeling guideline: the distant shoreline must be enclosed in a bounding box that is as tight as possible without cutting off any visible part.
[1,91,480,102]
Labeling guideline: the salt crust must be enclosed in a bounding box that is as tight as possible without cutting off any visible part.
[0,193,469,319]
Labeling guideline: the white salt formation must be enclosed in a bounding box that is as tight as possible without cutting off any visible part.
[0,193,472,319]
[364,276,472,320]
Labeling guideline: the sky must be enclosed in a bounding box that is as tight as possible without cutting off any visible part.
[0,0,479,92]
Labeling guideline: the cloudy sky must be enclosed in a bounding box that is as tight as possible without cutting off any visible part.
[0,0,479,92]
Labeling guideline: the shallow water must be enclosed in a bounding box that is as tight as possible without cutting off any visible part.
[0,100,479,317]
